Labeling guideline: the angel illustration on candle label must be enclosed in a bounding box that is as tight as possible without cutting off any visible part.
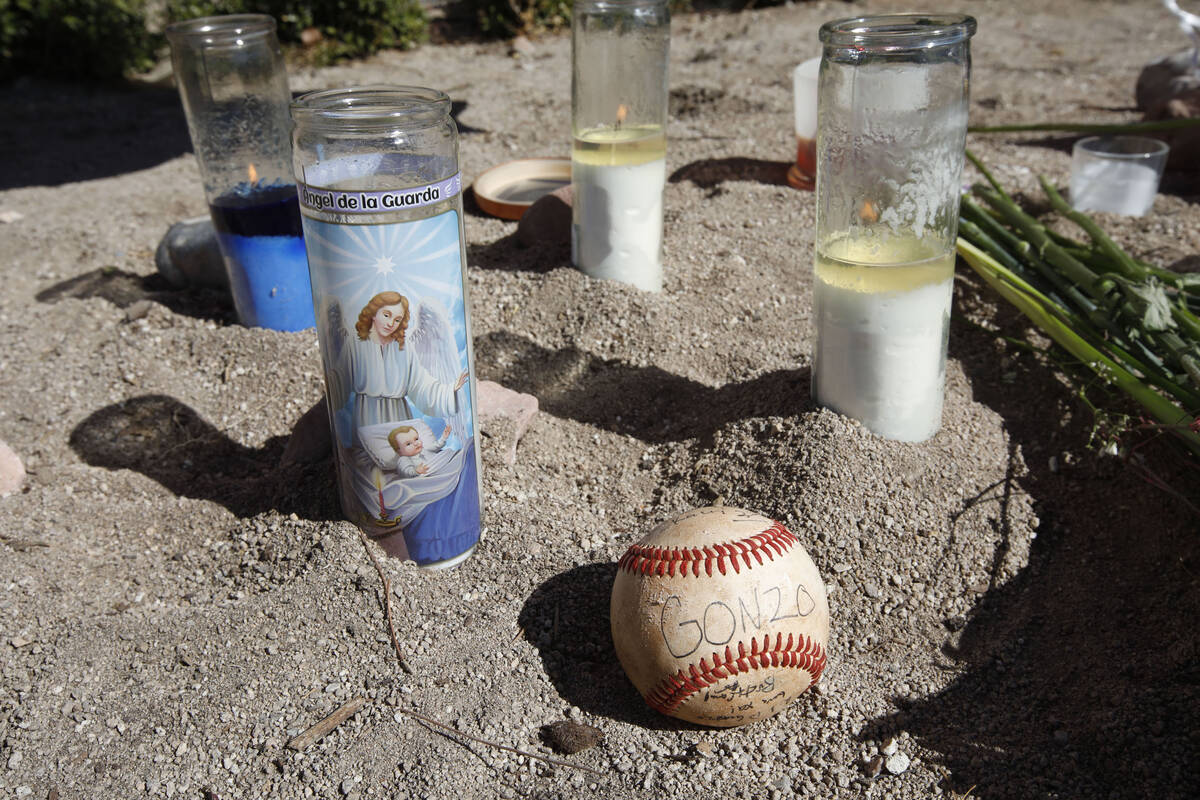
[302,210,481,567]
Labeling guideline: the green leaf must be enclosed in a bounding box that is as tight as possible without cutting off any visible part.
[1115,277,1177,332]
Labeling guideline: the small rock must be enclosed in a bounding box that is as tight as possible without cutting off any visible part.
[862,754,883,778]
[124,299,154,322]
[0,209,23,223]
[516,184,572,248]
[863,582,882,600]
[540,720,603,755]
[692,740,715,758]
[509,35,535,57]
[477,380,539,465]
[281,397,332,465]
[8,751,22,769]
[1136,50,1200,170]
[881,737,898,756]
[1137,50,1200,115]
[0,438,26,497]
[885,751,910,775]
[129,59,175,89]
[155,216,227,290]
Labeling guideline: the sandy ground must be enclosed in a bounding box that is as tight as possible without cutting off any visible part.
[1,0,1199,798]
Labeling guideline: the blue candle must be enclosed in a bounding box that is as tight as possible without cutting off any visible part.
[209,182,315,331]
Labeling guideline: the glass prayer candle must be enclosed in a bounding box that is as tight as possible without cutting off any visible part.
[166,14,314,331]
[291,87,481,570]
[571,0,670,292]
[812,14,976,443]
[787,56,821,191]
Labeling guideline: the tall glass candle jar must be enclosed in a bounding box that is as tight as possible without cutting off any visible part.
[812,14,976,442]
[571,0,670,292]
[292,87,481,570]
[166,15,315,331]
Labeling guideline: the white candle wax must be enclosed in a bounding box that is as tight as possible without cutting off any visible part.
[812,238,954,442]
[572,126,666,292]
[1070,159,1160,217]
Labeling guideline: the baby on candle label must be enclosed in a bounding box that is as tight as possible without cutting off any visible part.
[300,173,462,215]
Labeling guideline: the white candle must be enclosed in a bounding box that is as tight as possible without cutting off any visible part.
[1070,159,1160,217]
[572,126,666,292]
[812,237,954,442]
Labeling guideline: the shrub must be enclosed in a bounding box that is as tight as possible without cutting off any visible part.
[465,0,699,39]
[0,0,160,82]
[466,0,571,37]
[165,0,428,64]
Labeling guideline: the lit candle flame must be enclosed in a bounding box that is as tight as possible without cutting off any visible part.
[858,199,879,223]
[247,163,258,184]
[616,104,628,128]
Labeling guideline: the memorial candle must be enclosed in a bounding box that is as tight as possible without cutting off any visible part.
[813,15,976,442]
[291,86,482,570]
[571,0,670,291]
[166,14,314,331]
[572,119,666,291]
[208,175,313,331]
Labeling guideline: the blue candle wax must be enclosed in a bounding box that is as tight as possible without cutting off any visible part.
[209,182,315,331]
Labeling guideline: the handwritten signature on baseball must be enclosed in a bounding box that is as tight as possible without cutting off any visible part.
[704,675,775,703]
[656,582,817,659]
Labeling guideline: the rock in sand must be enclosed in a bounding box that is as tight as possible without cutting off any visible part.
[0,439,25,497]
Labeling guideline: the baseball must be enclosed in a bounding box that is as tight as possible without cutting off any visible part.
[610,506,829,727]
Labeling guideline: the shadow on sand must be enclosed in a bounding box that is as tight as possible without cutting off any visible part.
[860,275,1200,797]
[68,394,339,522]
[518,562,700,731]
[669,157,793,194]
[0,79,192,191]
[36,267,235,323]
[474,330,812,446]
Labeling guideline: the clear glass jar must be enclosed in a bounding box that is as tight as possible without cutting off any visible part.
[811,14,976,443]
[291,87,481,570]
[571,0,670,291]
[165,14,313,331]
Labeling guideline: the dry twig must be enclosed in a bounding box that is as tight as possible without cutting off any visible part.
[350,529,603,779]
[287,697,366,752]
[354,527,414,675]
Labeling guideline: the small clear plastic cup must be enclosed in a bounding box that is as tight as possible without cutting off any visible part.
[1069,135,1169,217]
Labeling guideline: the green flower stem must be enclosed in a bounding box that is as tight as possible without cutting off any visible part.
[959,213,1191,401]
[958,239,1200,456]
[1038,177,1148,282]
[968,118,1200,135]
[972,186,1106,294]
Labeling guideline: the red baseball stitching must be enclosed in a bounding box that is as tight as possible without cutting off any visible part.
[616,521,798,578]
[644,632,827,715]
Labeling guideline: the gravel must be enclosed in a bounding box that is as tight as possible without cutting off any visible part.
[0,1,1198,798]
